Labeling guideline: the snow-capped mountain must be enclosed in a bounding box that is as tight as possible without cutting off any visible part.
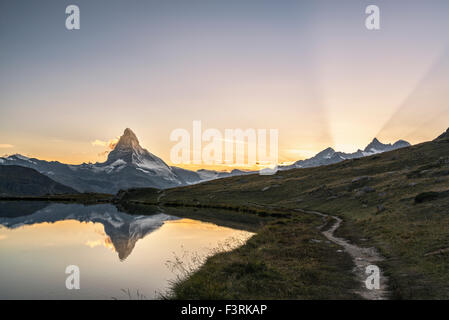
[363,138,410,154]
[0,128,199,194]
[196,169,253,181]
[0,128,253,194]
[280,137,411,170]
[0,128,412,193]
[94,128,182,183]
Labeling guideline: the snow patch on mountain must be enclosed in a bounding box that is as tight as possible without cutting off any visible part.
[7,154,37,164]
[0,129,194,193]
[279,137,411,171]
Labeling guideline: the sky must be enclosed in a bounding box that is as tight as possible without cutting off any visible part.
[1,0,449,170]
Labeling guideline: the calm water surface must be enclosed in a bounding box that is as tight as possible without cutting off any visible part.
[0,202,253,299]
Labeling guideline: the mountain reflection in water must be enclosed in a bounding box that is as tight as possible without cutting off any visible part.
[0,202,253,299]
[0,202,177,261]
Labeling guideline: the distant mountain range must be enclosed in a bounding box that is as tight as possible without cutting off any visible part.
[0,128,251,194]
[279,138,411,171]
[0,165,77,196]
[0,128,411,194]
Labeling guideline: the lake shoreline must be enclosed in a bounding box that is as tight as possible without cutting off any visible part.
[0,196,363,299]
[0,196,386,299]
[0,201,254,299]
[0,193,114,204]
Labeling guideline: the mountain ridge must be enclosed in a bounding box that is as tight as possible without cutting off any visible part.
[280,137,411,170]
[0,165,78,196]
[0,128,253,193]
[435,128,449,141]
[119,126,449,300]
[0,128,416,193]
[0,129,189,193]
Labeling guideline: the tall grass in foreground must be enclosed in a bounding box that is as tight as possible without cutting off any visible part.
[159,233,253,299]
[112,288,147,300]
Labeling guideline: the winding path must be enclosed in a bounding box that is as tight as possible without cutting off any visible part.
[296,209,390,300]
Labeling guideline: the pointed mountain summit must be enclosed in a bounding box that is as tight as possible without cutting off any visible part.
[364,138,387,153]
[107,128,161,164]
[114,128,141,152]
[315,147,336,159]
[105,128,168,168]
[104,128,179,181]
[0,128,197,193]
[364,137,410,154]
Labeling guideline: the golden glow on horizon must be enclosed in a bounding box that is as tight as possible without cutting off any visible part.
[1,2,449,172]
[0,220,108,248]
[1,124,446,172]
[3,45,449,169]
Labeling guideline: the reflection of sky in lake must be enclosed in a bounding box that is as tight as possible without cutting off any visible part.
[0,203,253,299]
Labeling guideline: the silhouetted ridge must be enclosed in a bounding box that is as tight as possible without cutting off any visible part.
[435,128,449,141]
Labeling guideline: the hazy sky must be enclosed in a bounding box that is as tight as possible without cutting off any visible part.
[1,0,449,169]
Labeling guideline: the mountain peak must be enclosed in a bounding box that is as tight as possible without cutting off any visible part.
[106,128,143,164]
[393,140,411,148]
[315,147,335,159]
[104,129,175,179]
[364,137,388,152]
[117,128,140,147]
[123,128,137,138]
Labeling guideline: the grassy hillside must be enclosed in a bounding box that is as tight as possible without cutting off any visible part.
[119,133,449,299]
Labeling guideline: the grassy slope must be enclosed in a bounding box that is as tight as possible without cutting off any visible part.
[170,214,358,299]
[122,137,449,299]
